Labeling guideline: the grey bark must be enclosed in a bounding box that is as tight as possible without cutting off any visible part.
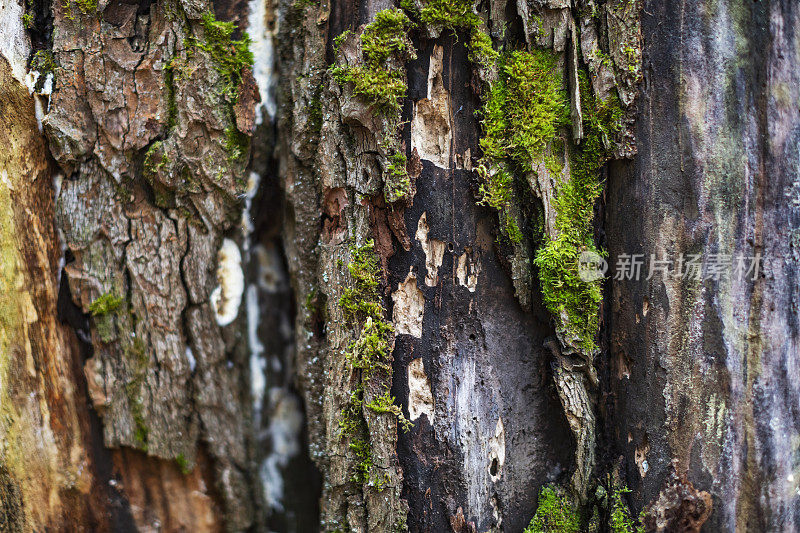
[606,1,800,531]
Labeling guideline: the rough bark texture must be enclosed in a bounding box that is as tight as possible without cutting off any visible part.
[276,0,643,531]
[606,1,800,531]
[1,0,799,530]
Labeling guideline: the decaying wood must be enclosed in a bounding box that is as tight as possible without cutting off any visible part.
[1,0,798,530]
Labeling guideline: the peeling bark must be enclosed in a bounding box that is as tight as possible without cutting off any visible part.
[1,0,798,530]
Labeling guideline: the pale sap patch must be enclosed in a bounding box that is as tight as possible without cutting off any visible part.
[415,212,445,287]
[456,248,481,292]
[392,270,424,337]
[0,0,32,85]
[260,391,303,511]
[210,239,244,326]
[410,45,451,168]
[635,435,650,478]
[247,0,277,123]
[488,417,505,482]
[407,358,434,423]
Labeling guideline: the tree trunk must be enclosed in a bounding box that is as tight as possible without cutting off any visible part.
[0,0,797,531]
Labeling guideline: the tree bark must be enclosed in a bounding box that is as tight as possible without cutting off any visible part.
[0,0,798,531]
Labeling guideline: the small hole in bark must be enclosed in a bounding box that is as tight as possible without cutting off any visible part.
[490,458,499,477]
[448,242,454,252]
[469,334,476,341]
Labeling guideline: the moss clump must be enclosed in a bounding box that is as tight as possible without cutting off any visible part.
[340,240,385,320]
[22,12,34,28]
[534,71,623,353]
[196,12,254,102]
[367,391,413,432]
[476,166,522,243]
[331,8,416,113]
[224,125,250,162]
[415,0,498,68]
[143,141,168,175]
[524,486,580,533]
[142,142,177,208]
[384,151,411,203]
[332,29,352,56]
[480,49,569,171]
[338,240,409,487]
[60,0,96,19]
[88,292,123,316]
[476,49,568,243]
[347,316,393,377]
[175,453,192,475]
[610,487,644,533]
[31,50,56,76]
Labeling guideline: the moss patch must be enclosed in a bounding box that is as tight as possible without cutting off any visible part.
[196,12,254,103]
[338,240,410,487]
[88,292,123,316]
[477,49,568,243]
[31,50,56,76]
[175,453,192,475]
[610,486,644,533]
[384,151,412,203]
[534,71,623,353]
[415,0,498,69]
[331,8,416,113]
[525,486,580,533]
[479,50,569,170]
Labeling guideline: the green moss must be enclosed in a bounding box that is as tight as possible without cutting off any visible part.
[418,0,476,30]
[610,487,644,533]
[347,316,393,377]
[340,240,384,321]
[143,141,168,175]
[143,142,176,208]
[75,0,96,13]
[31,50,56,76]
[60,0,96,20]
[224,125,250,162]
[467,27,497,68]
[308,94,323,134]
[338,241,408,488]
[479,49,569,170]
[367,391,413,432]
[332,30,353,56]
[196,12,254,103]
[331,8,416,113]
[476,165,522,243]
[384,151,411,203]
[524,486,580,533]
[175,453,192,475]
[88,292,123,316]
[534,71,623,353]
[22,12,34,28]
[476,49,568,243]
[349,437,374,484]
[416,0,498,69]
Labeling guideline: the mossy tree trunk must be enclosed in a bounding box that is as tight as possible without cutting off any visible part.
[1,0,798,531]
